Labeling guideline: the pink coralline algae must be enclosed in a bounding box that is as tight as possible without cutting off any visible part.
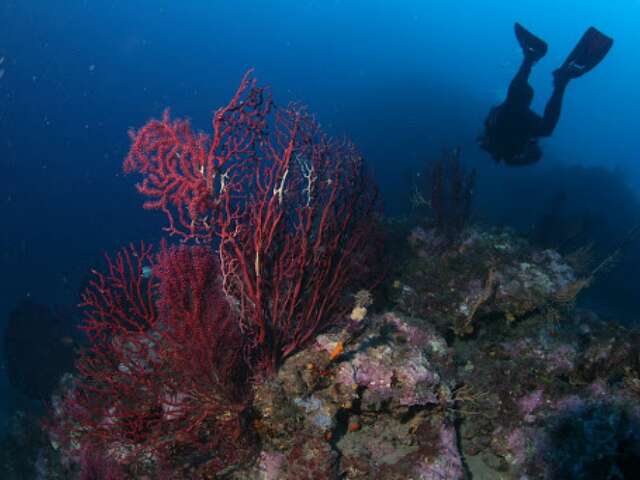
[413,424,465,480]
[244,312,460,479]
[501,338,577,375]
[332,315,444,409]
[518,388,545,422]
[257,451,286,480]
[505,427,531,468]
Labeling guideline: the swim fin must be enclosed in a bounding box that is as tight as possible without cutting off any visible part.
[557,27,614,79]
[514,22,548,61]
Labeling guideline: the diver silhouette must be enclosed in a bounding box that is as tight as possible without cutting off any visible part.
[479,23,613,166]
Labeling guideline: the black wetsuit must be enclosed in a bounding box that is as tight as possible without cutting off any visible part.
[481,57,568,166]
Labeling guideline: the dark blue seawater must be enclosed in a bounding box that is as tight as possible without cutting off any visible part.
[1,0,639,458]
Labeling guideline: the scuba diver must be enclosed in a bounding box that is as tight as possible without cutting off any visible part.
[479,23,613,166]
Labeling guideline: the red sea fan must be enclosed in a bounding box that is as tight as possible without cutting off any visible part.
[54,242,253,474]
[126,71,383,374]
[124,71,270,242]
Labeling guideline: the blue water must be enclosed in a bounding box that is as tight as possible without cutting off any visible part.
[1,0,639,431]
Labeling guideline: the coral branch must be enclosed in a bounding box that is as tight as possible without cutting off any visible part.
[126,72,382,373]
[426,148,476,239]
[53,243,252,473]
[217,104,380,371]
[124,70,270,241]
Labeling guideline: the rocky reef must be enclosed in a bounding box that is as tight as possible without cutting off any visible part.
[235,311,462,479]
[389,225,640,479]
[4,224,640,479]
[224,225,640,479]
[226,225,639,479]
[394,226,579,336]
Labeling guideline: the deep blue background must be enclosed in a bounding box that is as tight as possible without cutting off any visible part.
[1,0,639,425]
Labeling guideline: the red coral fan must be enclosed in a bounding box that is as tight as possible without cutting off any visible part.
[427,148,476,239]
[53,242,253,474]
[124,71,270,242]
[126,71,382,373]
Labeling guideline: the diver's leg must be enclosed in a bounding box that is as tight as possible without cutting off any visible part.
[538,77,569,137]
[506,56,535,103]
[508,23,547,100]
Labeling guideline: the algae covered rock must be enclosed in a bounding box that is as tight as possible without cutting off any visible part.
[242,312,464,480]
[393,226,578,335]
[453,305,640,479]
